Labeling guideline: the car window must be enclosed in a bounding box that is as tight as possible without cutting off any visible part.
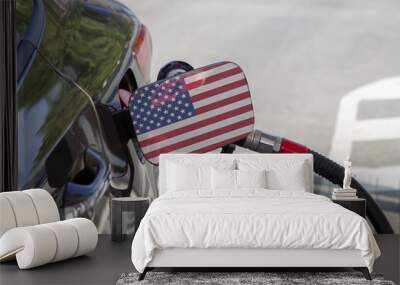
[38,1,134,98]
[17,52,88,189]
[16,0,33,47]
[16,0,46,87]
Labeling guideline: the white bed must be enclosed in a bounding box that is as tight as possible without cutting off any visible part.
[131,154,380,280]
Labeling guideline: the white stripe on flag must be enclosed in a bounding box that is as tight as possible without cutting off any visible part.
[184,63,237,84]
[193,85,249,108]
[142,111,254,153]
[149,125,253,163]
[188,73,245,96]
[137,97,253,141]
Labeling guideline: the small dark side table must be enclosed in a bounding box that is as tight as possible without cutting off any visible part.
[111,197,150,242]
[332,198,366,218]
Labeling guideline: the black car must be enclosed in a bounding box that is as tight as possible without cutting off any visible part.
[14,0,152,232]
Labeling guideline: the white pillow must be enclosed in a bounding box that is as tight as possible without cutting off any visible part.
[211,169,267,190]
[238,160,307,191]
[211,168,236,190]
[236,169,267,189]
[167,160,235,191]
[167,163,210,191]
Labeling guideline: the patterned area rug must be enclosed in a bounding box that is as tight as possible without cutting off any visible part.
[117,272,396,285]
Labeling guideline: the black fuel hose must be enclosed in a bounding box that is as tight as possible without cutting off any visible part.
[310,150,393,234]
[235,134,394,234]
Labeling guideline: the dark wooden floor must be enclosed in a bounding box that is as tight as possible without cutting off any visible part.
[0,235,398,285]
[0,235,133,285]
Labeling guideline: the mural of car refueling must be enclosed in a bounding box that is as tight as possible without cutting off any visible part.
[10,0,399,236]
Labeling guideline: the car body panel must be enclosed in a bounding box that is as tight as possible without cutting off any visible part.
[16,0,151,228]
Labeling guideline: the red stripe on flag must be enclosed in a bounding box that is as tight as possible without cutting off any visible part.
[140,104,253,147]
[191,79,247,103]
[192,79,247,103]
[185,67,242,90]
[182,62,226,78]
[196,92,251,114]
[145,117,255,158]
[191,132,252,154]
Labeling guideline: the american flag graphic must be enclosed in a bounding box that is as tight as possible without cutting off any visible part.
[128,62,255,165]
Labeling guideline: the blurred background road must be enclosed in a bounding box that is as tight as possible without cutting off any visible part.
[122,0,400,232]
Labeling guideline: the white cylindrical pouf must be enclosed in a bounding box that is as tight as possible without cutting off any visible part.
[0,196,17,237]
[0,226,57,269]
[42,221,79,262]
[23,189,60,223]
[0,218,98,269]
[65,218,98,257]
[1,192,39,227]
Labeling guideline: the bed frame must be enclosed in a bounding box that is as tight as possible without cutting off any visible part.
[139,248,370,280]
[139,154,371,281]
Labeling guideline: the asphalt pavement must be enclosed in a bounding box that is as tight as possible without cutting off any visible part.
[122,0,400,231]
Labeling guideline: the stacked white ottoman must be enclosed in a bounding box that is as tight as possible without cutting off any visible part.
[0,189,98,269]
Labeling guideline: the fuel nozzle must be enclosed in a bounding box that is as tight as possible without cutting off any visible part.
[235,129,308,154]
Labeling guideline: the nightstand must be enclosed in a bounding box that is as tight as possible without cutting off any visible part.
[111,197,150,241]
[332,198,366,218]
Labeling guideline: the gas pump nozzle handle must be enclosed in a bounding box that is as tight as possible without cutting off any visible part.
[235,129,308,154]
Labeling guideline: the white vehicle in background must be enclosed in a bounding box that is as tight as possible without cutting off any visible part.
[329,77,400,232]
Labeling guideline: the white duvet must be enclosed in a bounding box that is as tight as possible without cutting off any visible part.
[131,190,380,272]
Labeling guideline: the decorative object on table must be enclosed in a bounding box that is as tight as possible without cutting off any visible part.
[0,189,98,269]
[111,197,149,242]
[343,157,353,190]
[331,158,358,200]
[332,198,366,218]
[116,271,394,285]
[332,188,358,200]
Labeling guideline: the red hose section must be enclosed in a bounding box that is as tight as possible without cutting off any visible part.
[279,139,308,153]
